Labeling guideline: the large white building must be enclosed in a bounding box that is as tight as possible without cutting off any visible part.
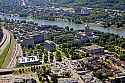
[18,56,39,64]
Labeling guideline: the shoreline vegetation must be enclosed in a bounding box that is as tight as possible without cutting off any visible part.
[31,16,125,33]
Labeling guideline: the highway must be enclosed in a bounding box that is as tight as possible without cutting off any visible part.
[7,44,20,68]
[6,32,23,68]
[0,28,11,56]
[0,28,23,68]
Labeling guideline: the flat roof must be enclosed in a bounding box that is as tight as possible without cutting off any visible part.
[83,44,104,50]
[45,40,56,45]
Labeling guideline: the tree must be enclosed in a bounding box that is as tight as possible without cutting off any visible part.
[19,69,22,74]
[119,54,125,60]
[120,42,125,49]
[65,26,70,31]
[71,52,82,60]
[77,0,84,5]
[31,66,36,73]
[50,53,54,62]
[39,76,42,81]
[56,50,62,61]
[116,22,123,28]
[70,28,74,31]
[44,55,48,63]
[51,74,58,83]
[22,69,25,73]
[94,69,108,80]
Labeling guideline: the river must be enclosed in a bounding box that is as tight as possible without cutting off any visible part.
[1,14,125,37]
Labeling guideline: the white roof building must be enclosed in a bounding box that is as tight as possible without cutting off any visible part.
[18,56,39,64]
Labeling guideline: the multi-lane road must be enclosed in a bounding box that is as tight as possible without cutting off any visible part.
[0,28,23,68]
[6,31,23,68]
[7,43,23,68]
[0,28,11,56]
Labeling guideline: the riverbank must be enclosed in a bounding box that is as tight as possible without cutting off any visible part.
[1,14,125,37]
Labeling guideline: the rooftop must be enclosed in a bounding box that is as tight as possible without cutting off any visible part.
[83,44,104,50]
[45,40,56,45]
[18,56,39,64]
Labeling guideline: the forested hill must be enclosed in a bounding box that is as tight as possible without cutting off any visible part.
[76,0,125,10]
[27,0,125,10]
[0,0,125,10]
[53,0,125,10]
[50,0,125,10]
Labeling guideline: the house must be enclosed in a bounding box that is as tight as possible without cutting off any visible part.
[44,40,56,52]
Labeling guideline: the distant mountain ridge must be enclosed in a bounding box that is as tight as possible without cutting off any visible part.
[52,0,125,10]
[0,0,125,10]
[29,0,125,10]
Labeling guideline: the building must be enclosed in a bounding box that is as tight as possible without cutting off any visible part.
[21,37,35,48]
[58,78,78,83]
[62,7,75,13]
[18,56,39,64]
[44,40,56,52]
[14,78,37,83]
[32,34,44,44]
[20,0,28,6]
[84,24,90,34]
[77,29,97,43]
[21,32,47,48]
[74,7,90,16]
[0,73,38,83]
[80,7,90,16]
[111,76,125,83]
[82,45,104,54]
